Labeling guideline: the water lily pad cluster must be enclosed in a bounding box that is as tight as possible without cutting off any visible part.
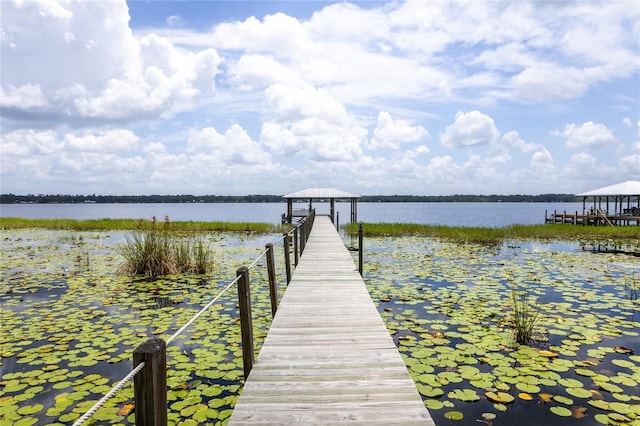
[1,230,283,425]
[360,237,640,425]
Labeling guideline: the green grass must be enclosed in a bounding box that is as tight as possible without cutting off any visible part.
[345,222,640,244]
[0,217,283,233]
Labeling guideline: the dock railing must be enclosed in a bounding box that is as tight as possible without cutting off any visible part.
[72,209,316,426]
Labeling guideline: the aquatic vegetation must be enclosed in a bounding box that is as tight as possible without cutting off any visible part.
[118,227,216,277]
[0,229,283,425]
[0,217,282,233]
[345,222,640,245]
[359,237,640,425]
[509,282,547,345]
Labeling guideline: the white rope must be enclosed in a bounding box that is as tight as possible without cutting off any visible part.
[246,249,268,270]
[72,361,146,426]
[166,275,240,346]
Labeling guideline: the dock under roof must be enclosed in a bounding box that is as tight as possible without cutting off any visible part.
[282,188,360,224]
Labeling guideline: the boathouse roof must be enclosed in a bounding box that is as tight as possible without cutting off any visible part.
[576,180,640,197]
[283,188,360,199]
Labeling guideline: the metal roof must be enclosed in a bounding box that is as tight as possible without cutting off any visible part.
[576,180,640,196]
[283,188,360,199]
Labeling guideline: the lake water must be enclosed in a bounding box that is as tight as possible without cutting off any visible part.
[0,202,585,227]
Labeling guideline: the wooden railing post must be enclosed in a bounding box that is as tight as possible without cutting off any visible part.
[358,222,363,276]
[266,243,278,318]
[299,220,305,255]
[133,337,167,426]
[283,232,291,284]
[293,227,299,266]
[236,266,254,379]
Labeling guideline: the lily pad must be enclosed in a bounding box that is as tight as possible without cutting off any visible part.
[486,391,515,404]
[444,411,464,420]
[550,406,572,417]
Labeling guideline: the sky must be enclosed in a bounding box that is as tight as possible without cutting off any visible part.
[1,0,639,196]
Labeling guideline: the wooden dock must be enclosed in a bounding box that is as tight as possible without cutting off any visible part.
[545,209,640,226]
[229,216,434,425]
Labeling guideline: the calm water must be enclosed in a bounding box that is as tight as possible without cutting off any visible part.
[0,202,585,227]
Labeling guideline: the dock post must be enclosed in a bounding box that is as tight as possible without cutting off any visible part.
[133,337,167,426]
[266,243,278,317]
[283,232,291,284]
[336,211,340,230]
[293,227,299,266]
[358,222,363,276]
[236,266,254,379]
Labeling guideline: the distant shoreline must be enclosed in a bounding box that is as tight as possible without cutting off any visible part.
[0,194,580,204]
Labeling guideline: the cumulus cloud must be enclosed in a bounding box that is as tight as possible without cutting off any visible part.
[259,84,366,161]
[1,130,61,158]
[553,121,617,149]
[64,129,139,152]
[619,154,640,177]
[440,111,499,148]
[370,111,429,150]
[510,64,590,102]
[1,0,222,125]
[188,124,272,165]
[0,84,48,109]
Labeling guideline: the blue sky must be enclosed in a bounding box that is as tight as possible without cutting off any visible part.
[1,0,638,196]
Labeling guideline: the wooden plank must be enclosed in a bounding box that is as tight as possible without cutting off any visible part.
[228,216,434,425]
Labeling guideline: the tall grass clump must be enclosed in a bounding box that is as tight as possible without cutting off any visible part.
[509,283,546,345]
[118,225,215,278]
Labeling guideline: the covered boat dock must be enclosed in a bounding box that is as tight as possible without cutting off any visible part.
[282,188,360,225]
[545,180,640,226]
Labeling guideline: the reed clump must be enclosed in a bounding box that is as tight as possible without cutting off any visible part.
[509,283,546,345]
[117,223,216,278]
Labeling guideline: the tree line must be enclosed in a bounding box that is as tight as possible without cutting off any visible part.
[1,193,580,204]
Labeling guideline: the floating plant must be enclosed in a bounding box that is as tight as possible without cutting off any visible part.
[359,237,640,425]
[1,229,283,425]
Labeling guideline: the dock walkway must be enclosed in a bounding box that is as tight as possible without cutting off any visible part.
[229,216,434,425]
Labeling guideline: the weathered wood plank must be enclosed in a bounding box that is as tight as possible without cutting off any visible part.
[228,216,434,425]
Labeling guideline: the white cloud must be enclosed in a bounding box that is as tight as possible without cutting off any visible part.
[232,54,303,90]
[554,121,617,149]
[440,111,499,148]
[64,129,140,152]
[370,111,428,150]
[510,64,590,102]
[0,84,48,109]
[501,131,539,154]
[188,124,272,165]
[1,129,61,158]
[211,13,308,53]
[619,154,640,177]
[569,152,597,169]
[1,0,222,125]
[260,84,366,161]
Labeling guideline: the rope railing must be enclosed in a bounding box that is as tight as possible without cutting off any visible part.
[72,361,146,426]
[71,211,316,426]
[166,275,240,346]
